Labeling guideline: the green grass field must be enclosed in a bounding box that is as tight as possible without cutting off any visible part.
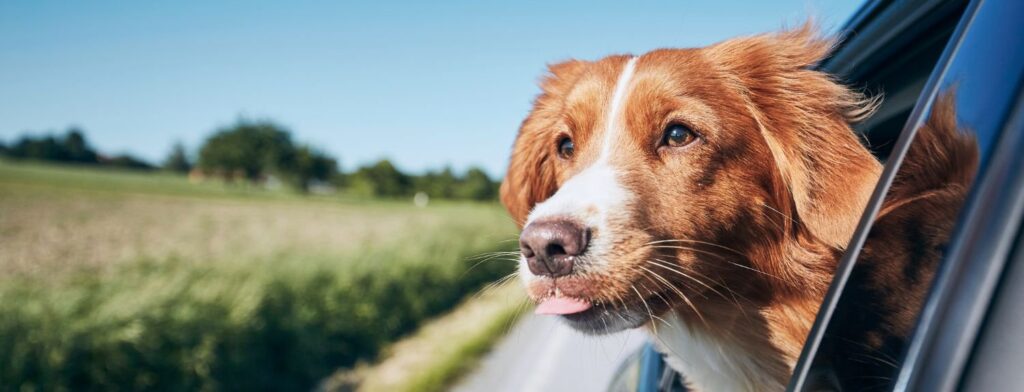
[322,281,529,392]
[0,159,519,391]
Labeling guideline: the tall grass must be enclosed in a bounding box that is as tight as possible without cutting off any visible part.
[0,161,519,391]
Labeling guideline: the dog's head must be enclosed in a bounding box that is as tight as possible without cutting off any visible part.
[501,26,881,334]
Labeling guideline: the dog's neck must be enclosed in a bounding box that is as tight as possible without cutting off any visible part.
[651,311,789,391]
[650,236,837,391]
[650,297,826,391]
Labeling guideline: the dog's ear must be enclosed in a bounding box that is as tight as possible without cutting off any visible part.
[500,60,587,227]
[708,23,882,247]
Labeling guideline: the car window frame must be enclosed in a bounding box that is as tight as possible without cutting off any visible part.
[893,0,1024,385]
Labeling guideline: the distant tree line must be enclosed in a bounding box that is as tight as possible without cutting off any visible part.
[0,128,155,170]
[347,159,498,200]
[1,120,500,200]
[191,119,499,199]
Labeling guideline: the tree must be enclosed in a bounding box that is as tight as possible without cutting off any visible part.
[454,167,498,200]
[194,119,341,192]
[349,159,412,197]
[163,142,192,173]
[196,119,296,181]
[101,154,155,170]
[64,128,98,163]
[4,128,100,164]
[286,146,338,192]
[414,166,457,198]
[8,134,54,160]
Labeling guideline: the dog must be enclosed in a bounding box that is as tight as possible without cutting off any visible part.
[500,25,883,391]
[500,22,981,390]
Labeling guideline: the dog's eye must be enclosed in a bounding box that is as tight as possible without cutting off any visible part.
[662,124,697,148]
[557,137,575,159]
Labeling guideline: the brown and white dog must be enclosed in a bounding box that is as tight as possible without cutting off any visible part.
[500,25,883,391]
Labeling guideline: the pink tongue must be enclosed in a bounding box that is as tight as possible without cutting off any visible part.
[535,297,593,315]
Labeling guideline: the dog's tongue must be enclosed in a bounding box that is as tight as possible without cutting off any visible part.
[535,296,592,315]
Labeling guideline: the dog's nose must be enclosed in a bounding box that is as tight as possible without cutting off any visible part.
[519,218,590,278]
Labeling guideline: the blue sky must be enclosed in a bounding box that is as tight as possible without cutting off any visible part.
[0,0,863,176]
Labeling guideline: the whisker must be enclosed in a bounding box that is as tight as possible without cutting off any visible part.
[667,260,752,306]
[644,238,745,257]
[723,260,780,279]
[647,258,732,305]
[466,250,521,260]
[636,280,673,328]
[647,259,715,295]
[851,352,899,369]
[610,291,632,326]
[480,271,519,293]
[641,261,768,325]
[640,265,707,326]
[630,285,661,335]
[504,296,532,336]
[471,272,520,301]
[648,244,781,279]
[758,202,794,233]
[461,252,520,278]
[835,337,900,368]
[759,202,795,223]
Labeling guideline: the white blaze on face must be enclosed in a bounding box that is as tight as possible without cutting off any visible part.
[522,57,639,272]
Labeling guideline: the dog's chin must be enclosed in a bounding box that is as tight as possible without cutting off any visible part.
[556,300,660,335]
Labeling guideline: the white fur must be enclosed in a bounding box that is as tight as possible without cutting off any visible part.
[523,57,639,273]
[599,56,638,159]
[652,313,785,391]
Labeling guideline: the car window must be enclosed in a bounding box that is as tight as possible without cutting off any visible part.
[786,1,970,390]
[791,0,1024,390]
[890,0,1024,388]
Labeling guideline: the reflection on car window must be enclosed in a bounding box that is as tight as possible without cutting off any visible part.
[807,91,979,390]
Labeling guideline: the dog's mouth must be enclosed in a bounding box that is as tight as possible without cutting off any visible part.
[530,285,675,335]
[561,294,673,335]
[535,296,593,315]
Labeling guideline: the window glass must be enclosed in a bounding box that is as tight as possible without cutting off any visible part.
[832,7,964,161]
[801,0,1024,390]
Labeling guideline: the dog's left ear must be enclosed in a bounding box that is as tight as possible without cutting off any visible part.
[500,123,558,228]
[708,23,882,247]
